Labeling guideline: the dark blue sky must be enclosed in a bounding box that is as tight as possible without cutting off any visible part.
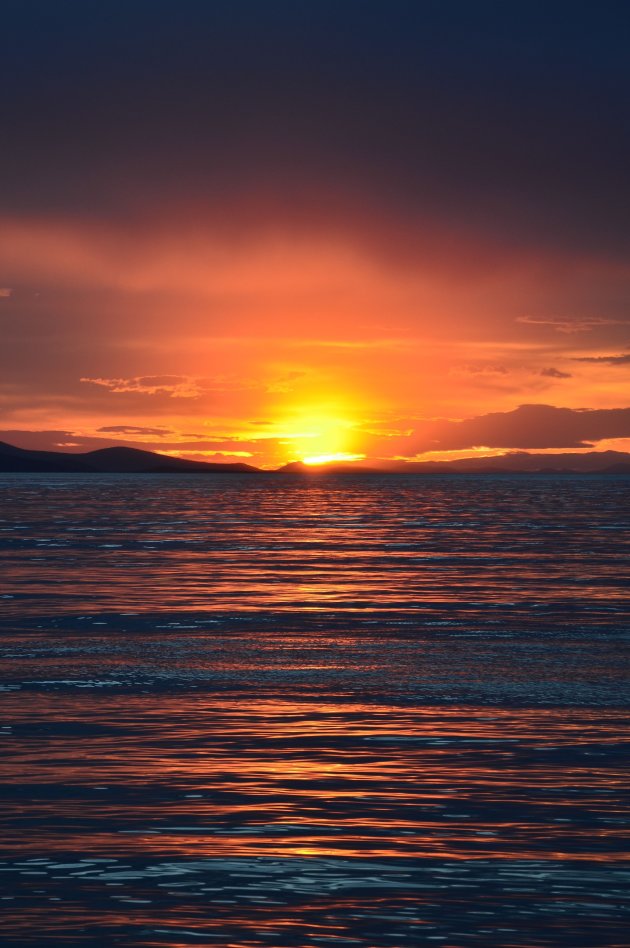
[2,0,629,255]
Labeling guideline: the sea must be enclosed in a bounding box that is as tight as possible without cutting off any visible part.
[1,473,629,947]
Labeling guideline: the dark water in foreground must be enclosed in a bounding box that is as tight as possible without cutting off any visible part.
[1,473,629,947]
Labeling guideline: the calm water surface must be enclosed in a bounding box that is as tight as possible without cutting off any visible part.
[1,474,629,946]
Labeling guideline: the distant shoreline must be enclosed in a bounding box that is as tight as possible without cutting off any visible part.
[2,440,630,476]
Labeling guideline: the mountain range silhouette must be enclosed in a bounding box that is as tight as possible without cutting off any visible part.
[2,441,630,474]
[0,442,260,474]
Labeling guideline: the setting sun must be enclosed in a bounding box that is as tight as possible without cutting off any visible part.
[302,452,365,465]
[278,408,359,464]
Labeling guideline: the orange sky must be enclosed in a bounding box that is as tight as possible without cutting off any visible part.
[1,213,629,466]
[1,4,630,467]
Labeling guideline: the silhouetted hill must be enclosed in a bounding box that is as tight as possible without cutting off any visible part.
[394,450,630,474]
[277,450,630,475]
[0,441,95,472]
[0,441,260,473]
[3,440,630,475]
[82,446,258,473]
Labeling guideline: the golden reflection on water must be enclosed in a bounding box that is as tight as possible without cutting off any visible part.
[1,475,630,944]
[2,693,628,863]
[2,679,630,945]
[2,681,629,943]
[1,475,629,617]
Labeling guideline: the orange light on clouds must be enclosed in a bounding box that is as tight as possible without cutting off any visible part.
[2,212,630,467]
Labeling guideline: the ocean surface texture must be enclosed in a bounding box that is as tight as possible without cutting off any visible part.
[1,473,629,947]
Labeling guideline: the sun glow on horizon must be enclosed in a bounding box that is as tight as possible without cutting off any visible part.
[279,406,360,465]
[302,451,366,466]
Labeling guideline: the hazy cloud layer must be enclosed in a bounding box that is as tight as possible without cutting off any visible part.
[81,377,204,398]
[516,316,623,334]
[2,3,630,261]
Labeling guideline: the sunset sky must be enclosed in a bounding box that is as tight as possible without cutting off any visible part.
[1,1,630,467]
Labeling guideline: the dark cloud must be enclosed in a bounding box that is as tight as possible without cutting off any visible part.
[573,353,630,365]
[410,404,630,453]
[540,367,572,379]
[456,363,508,376]
[97,425,174,436]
